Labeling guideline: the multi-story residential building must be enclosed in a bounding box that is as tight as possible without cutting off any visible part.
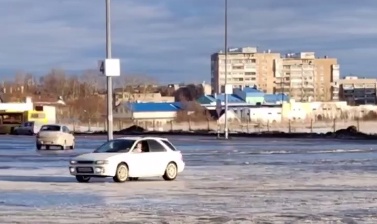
[211,47,280,94]
[274,52,339,102]
[338,76,377,105]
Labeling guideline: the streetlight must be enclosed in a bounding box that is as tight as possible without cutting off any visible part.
[224,0,229,139]
[105,0,113,140]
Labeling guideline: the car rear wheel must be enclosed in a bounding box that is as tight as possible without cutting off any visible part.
[128,177,139,181]
[163,162,178,181]
[76,175,90,183]
[113,163,128,183]
[36,144,42,150]
[69,143,75,150]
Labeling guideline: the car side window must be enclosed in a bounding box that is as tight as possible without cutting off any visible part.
[147,140,166,152]
[162,140,176,151]
[62,126,69,133]
[132,140,150,153]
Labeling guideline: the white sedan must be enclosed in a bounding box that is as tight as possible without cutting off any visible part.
[68,137,185,183]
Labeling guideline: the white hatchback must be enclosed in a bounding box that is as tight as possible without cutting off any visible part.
[69,137,185,183]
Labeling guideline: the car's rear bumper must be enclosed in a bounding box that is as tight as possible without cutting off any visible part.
[37,138,61,146]
[177,161,185,173]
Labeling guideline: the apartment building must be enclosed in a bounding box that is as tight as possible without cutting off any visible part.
[338,76,377,105]
[274,52,339,102]
[211,47,280,94]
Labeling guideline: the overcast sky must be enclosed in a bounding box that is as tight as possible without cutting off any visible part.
[0,0,376,83]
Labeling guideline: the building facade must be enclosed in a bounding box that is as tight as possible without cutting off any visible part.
[211,47,280,94]
[338,76,377,105]
[211,48,340,102]
[274,52,339,102]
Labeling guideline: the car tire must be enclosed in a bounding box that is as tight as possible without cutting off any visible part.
[69,143,75,150]
[76,175,91,183]
[36,144,42,150]
[45,145,50,150]
[128,177,139,181]
[113,163,129,183]
[163,162,178,181]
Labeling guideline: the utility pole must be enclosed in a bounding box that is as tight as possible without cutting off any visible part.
[224,0,229,139]
[105,0,113,140]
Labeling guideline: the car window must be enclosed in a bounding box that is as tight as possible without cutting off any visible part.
[132,140,150,153]
[94,139,136,153]
[24,122,33,127]
[162,140,176,151]
[40,125,61,131]
[62,126,70,133]
[147,140,166,152]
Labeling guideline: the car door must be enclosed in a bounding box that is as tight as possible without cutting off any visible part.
[146,139,169,176]
[62,126,73,145]
[126,140,150,177]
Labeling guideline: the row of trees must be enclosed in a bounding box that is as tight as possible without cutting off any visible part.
[1,69,206,123]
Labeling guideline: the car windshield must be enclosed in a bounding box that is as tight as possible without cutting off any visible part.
[40,125,61,131]
[93,139,136,153]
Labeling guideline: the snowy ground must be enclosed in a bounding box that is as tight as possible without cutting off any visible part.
[0,136,377,223]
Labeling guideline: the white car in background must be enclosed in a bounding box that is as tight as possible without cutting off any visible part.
[69,137,185,183]
[36,124,75,150]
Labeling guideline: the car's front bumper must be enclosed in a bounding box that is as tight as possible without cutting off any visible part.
[69,165,114,177]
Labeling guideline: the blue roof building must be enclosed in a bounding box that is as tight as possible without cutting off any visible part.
[197,94,245,104]
[264,94,289,104]
[126,102,183,112]
[233,87,265,105]
[197,87,289,106]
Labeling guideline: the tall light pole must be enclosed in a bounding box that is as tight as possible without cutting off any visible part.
[224,0,229,139]
[105,0,113,140]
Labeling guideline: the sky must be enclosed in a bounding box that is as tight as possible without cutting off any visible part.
[1,0,377,84]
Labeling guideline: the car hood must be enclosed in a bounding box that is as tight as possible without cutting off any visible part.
[73,153,124,161]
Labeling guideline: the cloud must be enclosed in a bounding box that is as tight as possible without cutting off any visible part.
[0,0,376,83]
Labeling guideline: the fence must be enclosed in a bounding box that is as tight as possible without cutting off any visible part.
[61,119,377,134]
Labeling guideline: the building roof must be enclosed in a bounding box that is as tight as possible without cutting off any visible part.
[127,102,182,112]
[242,87,261,93]
[197,94,245,104]
[264,94,289,103]
[234,87,265,97]
[214,94,244,103]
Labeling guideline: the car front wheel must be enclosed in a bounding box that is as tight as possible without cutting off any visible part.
[163,162,178,181]
[76,175,90,183]
[113,163,129,183]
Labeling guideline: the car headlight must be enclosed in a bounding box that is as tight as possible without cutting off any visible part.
[95,160,108,165]
[70,160,77,164]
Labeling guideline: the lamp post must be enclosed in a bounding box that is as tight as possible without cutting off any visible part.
[224,0,229,139]
[105,0,113,140]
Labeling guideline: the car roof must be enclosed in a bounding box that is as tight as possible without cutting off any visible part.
[41,124,62,127]
[115,136,169,141]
